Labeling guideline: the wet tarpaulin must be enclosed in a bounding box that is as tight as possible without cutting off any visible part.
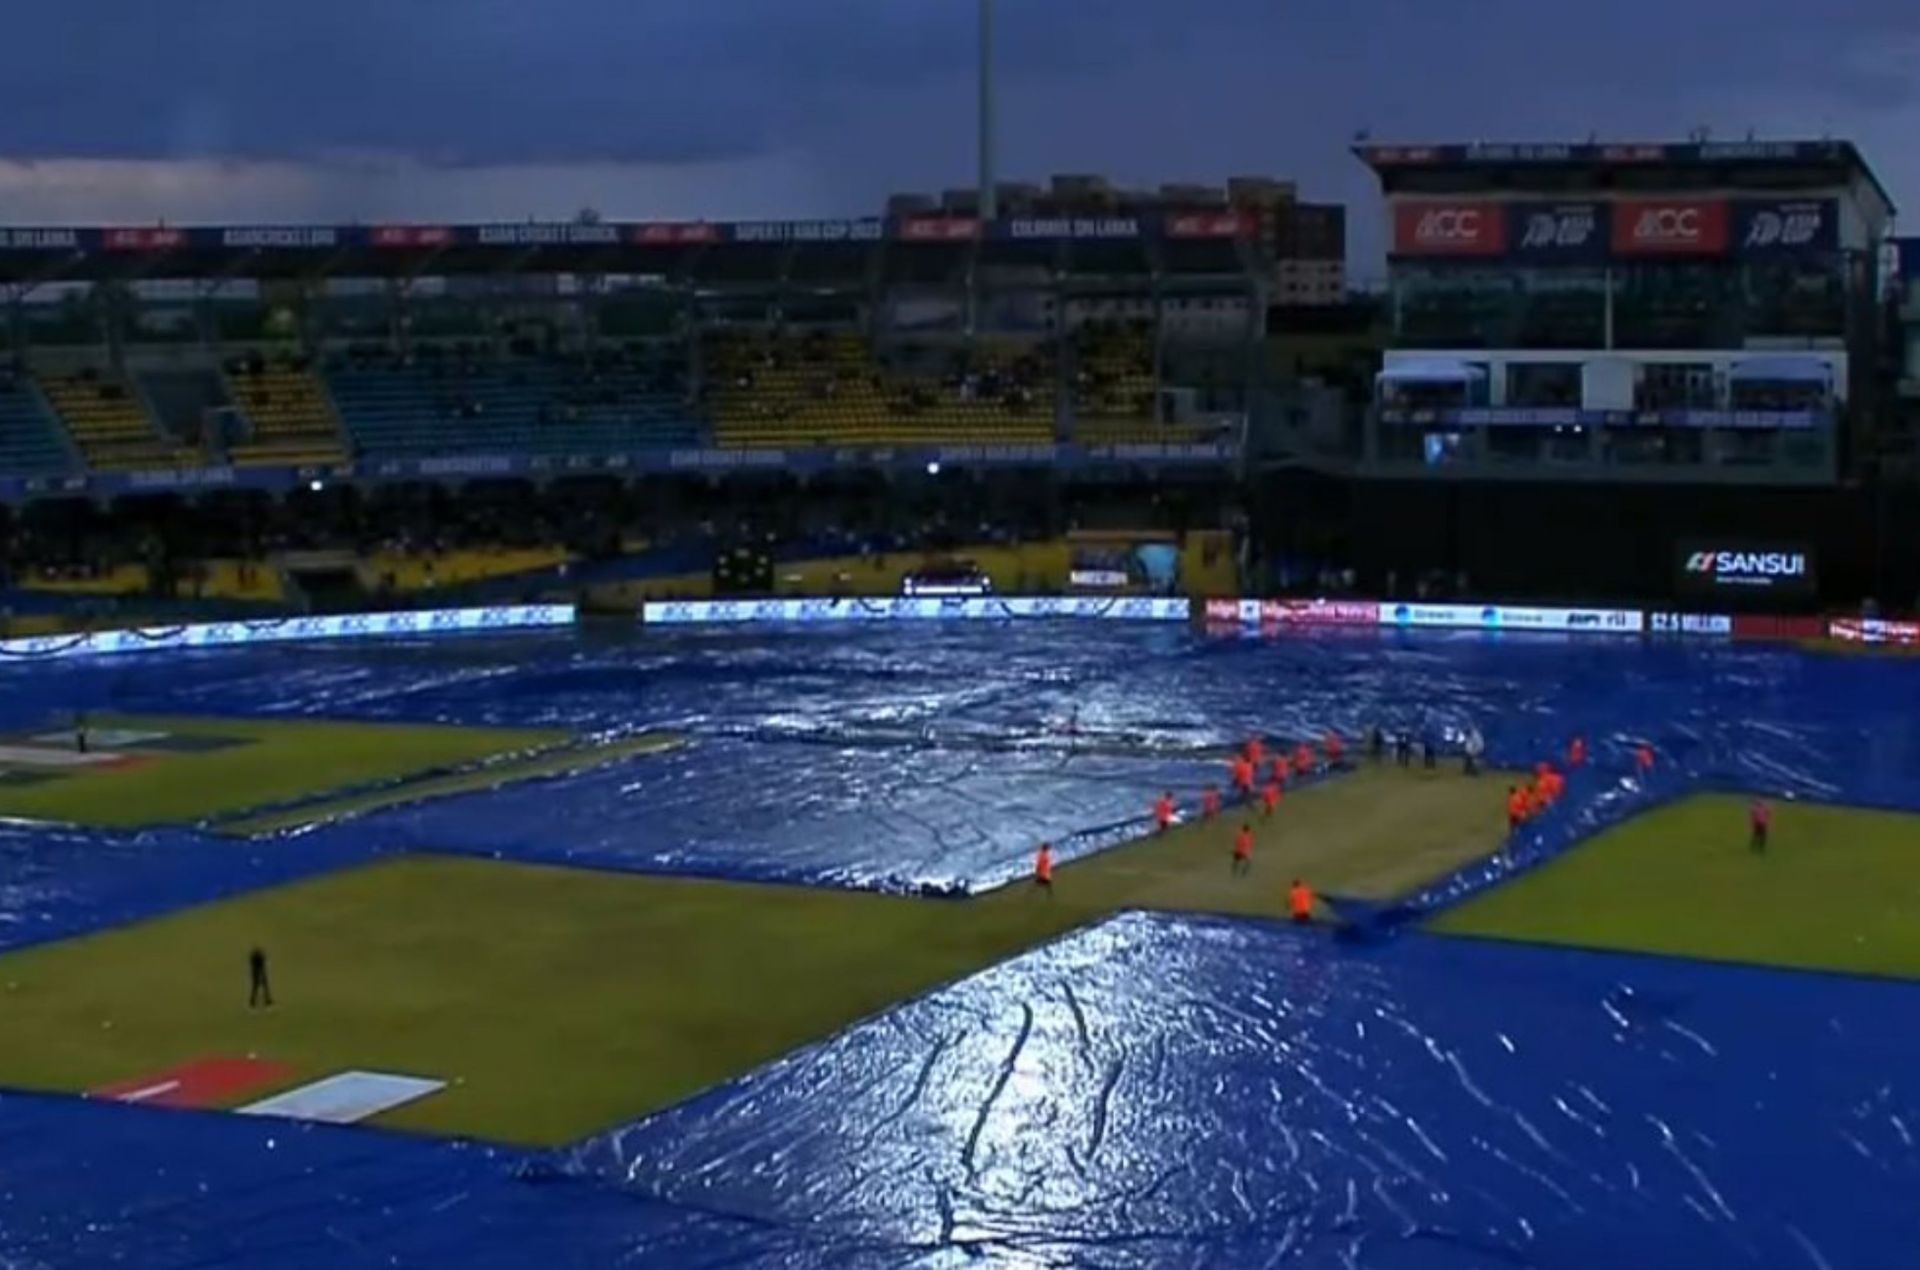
[7,914,1916,1268]
[5,624,1920,909]
[2,625,1920,1267]
[558,911,1920,1269]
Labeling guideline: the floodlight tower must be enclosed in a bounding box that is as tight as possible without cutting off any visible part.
[978,0,996,222]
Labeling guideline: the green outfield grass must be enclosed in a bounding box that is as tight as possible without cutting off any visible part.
[0,714,565,826]
[1430,794,1920,979]
[0,763,1509,1145]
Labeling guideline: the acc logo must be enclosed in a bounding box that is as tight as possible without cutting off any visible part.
[1521,210,1595,249]
[429,610,465,631]
[753,600,790,622]
[1633,207,1701,243]
[1117,597,1154,620]
[1031,597,1067,617]
[1745,208,1822,249]
[710,601,746,622]
[1416,208,1484,243]
[796,599,834,621]
[658,601,695,623]
[385,612,422,633]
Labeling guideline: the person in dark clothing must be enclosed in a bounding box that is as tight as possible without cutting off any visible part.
[1368,725,1385,763]
[1393,730,1411,767]
[248,946,273,1008]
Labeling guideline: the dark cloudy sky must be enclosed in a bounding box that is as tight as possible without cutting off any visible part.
[2,0,1913,275]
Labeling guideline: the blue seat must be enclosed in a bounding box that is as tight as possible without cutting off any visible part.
[0,380,75,474]
[326,360,707,459]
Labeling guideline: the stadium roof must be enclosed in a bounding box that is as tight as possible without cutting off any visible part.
[0,212,1263,286]
[1354,139,1895,217]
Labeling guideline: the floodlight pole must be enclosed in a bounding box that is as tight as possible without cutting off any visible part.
[978,0,996,223]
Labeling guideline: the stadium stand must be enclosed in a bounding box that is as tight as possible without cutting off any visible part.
[1069,321,1212,445]
[0,366,73,473]
[706,330,1055,448]
[326,345,700,458]
[224,354,348,465]
[39,368,197,470]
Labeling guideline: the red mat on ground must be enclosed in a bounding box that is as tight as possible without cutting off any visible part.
[90,1055,293,1108]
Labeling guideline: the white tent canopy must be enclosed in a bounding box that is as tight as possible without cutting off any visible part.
[1375,359,1487,386]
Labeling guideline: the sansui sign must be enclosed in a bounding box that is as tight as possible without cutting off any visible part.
[1678,545,1814,596]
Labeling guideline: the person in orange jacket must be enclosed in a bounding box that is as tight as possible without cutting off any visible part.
[1506,785,1529,831]
[1232,823,1254,876]
[1034,842,1054,893]
[1289,878,1314,923]
[1527,779,1551,818]
[1154,791,1176,833]
[1292,740,1315,777]
[1568,735,1587,768]
[1201,785,1221,819]
[1245,736,1265,769]
[1231,755,1255,799]
[1323,730,1344,767]
[1636,742,1655,774]
[1270,752,1290,786]
[1260,780,1280,817]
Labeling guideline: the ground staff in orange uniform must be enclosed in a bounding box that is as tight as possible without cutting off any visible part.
[1202,786,1221,819]
[1245,736,1265,769]
[1231,756,1255,799]
[1232,824,1253,876]
[1293,741,1315,777]
[1034,843,1054,892]
[1271,754,1289,786]
[1289,879,1314,924]
[1323,730,1344,767]
[1506,785,1529,831]
[1527,779,1551,818]
[1261,781,1280,817]
[1154,791,1176,833]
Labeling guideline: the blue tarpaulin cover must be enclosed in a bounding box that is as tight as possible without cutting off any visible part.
[1,625,1917,1266]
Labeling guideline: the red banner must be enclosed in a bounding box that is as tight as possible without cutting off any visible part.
[101,227,186,252]
[1732,614,1825,640]
[1392,202,1505,256]
[1829,617,1920,645]
[1203,598,1245,623]
[369,225,452,248]
[899,217,981,243]
[630,222,722,245]
[1611,198,1729,255]
[1261,599,1381,626]
[1165,212,1250,240]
